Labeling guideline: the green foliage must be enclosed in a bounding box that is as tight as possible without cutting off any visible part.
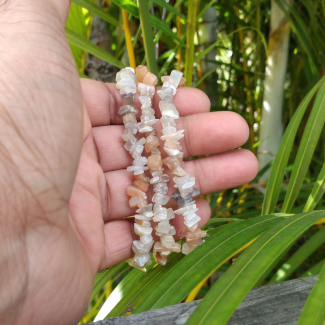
[66,1,325,324]
[297,262,325,324]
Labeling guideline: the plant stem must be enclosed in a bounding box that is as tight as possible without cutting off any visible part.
[184,0,198,86]
[138,0,158,75]
[234,6,256,154]
[122,9,136,69]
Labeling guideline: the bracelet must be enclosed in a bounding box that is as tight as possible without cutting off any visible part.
[116,67,205,271]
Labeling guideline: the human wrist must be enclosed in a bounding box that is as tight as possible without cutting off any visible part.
[0,0,71,26]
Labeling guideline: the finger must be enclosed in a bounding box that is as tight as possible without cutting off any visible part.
[99,220,135,271]
[99,199,210,270]
[93,111,249,173]
[80,78,211,127]
[104,149,258,220]
[168,198,210,242]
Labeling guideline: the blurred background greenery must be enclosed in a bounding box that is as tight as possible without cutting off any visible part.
[65,1,325,323]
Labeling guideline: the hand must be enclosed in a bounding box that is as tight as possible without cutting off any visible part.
[0,1,258,325]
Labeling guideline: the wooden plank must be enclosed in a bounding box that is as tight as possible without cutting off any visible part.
[88,275,317,325]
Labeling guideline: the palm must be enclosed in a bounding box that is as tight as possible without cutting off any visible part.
[69,78,259,275]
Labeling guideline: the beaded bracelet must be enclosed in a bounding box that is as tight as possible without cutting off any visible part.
[135,66,181,266]
[157,71,206,255]
[116,67,205,271]
[116,67,153,270]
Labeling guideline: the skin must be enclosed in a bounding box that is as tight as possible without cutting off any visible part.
[0,1,258,324]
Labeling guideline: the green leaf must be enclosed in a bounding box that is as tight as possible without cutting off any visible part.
[152,0,188,23]
[196,0,217,21]
[133,214,288,313]
[66,3,89,72]
[95,258,156,321]
[158,35,186,78]
[195,68,216,87]
[95,269,143,320]
[91,261,128,302]
[268,226,325,283]
[282,79,325,212]
[138,0,158,75]
[262,77,325,215]
[304,162,325,211]
[154,0,186,43]
[185,211,325,325]
[111,0,139,17]
[297,262,325,324]
[72,0,122,27]
[111,0,180,43]
[65,27,125,69]
[108,253,184,317]
[300,258,325,278]
[151,15,181,42]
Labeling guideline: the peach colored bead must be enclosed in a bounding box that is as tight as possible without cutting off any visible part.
[134,174,150,183]
[145,134,160,153]
[165,139,179,150]
[155,252,168,266]
[135,65,148,83]
[161,76,169,83]
[187,238,203,247]
[186,229,206,247]
[138,196,148,208]
[129,196,148,208]
[147,154,163,171]
[163,156,184,171]
[153,242,181,253]
[143,72,158,86]
[179,77,186,86]
[127,185,146,197]
[161,76,186,86]
[133,180,150,192]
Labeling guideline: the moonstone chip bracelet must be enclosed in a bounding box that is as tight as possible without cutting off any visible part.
[116,67,206,271]
[157,71,206,255]
[135,65,181,266]
[116,67,153,270]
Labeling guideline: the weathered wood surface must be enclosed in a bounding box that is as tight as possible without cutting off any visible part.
[88,275,317,325]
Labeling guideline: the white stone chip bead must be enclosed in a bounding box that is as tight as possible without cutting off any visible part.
[132,240,154,254]
[184,215,201,228]
[116,68,137,83]
[120,85,137,95]
[157,89,174,102]
[183,209,199,217]
[140,235,154,245]
[167,208,175,220]
[170,70,183,88]
[153,208,168,222]
[162,82,177,94]
[163,147,181,156]
[136,204,153,214]
[138,83,155,97]
[155,221,171,233]
[162,127,177,135]
[182,243,195,255]
[134,253,151,267]
[173,173,191,185]
[133,157,148,166]
[174,204,197,215]
[134,224,153,236]
[160,130,185,141]
[161,235,175,249]
[127,166,149,172]
[156,226,176,237]
[135,214,153,221]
